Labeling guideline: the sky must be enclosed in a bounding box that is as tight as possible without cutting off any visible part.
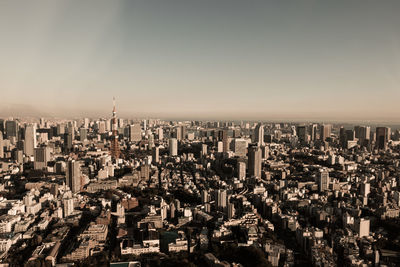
[1,0,400,122]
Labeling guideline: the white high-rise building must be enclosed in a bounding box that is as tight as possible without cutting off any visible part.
[356,218,370,238]
[24,124,37,157]
[63,198,74,217]
[237,161,246,180]
[254,124,264,146]
[216,189,227,210]
[318,170,330,192]
[169,138,178,156]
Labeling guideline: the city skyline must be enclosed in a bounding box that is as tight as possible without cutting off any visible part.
[1,0,400,121]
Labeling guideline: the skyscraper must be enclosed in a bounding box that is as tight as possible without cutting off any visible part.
[66,160,81,193]
[152,146,159,164]
[34,146,51,170]
[320,124,332,141]
[356,218,370,238]
[175,126,182,141]
[218,129,229,153]
[310,124,318,141]
[24,124,37,157]
[376,127,390,150]
[216,189,227,210]
[248,145,262,178]
[233,138,247,157]
[80,128,88,141]
[110,97,121,159]
[157,127,164,140]
[201,144,208,156]
[318,170,330,192]
[237,161,246,180]
[5,120,18,139]
[64,132,73,152]
[254,123,264,146]
[169,138,178,156]
[297,125,308,143]
[129,124,142,142]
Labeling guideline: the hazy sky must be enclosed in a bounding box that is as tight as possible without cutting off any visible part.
[1,0,400,121]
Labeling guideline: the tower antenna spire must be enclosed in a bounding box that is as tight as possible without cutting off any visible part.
[110,97,120,159]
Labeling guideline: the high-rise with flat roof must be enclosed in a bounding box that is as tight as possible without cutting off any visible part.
[24,124,37,157]
[66,160,81,193]
[376,127,390,150]
[248,145,262,178]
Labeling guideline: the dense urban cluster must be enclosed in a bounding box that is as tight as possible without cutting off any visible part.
[1,108,400,266]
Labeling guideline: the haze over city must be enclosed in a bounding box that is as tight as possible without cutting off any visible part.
[1,0,400,121]
[3,1,400,267]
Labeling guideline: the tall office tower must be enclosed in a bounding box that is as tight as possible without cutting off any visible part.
[216,189,227,210]
[339,127,346,148]
[14,150,23,164]
[360,182,370,197]
[233,138,247,157]
[80,128,88,141]
[66,160,81,193]
[129,124,142,142]
[157,127,163,140]
[118,118,124,128]
[110,98,121,159]
[346,130,355,141]
[152,146,159,164]
[148,134,155,149]
[297,125,308,143]
[34,147,51,170]
[63,198,74,217]
[237,161,246,180]
[360,126,370,143]
[318,170,330,192]
[309,124,318,141]
[248,145,262,178]
[5,120,18,139]
[201,144,208,156]
[56,124,65,136]
[98,121,106,134]
[175,126,182,141]
[227,202,235,219]
[181,125,186,141]
[356,218,370,238]
[254,123,264,146]
[64,133,73,152]
[83,118,90,128]
[24,124,37,157]
[376,127,390,150]
[320,124,332,141]
[201,190,209,204]
[221,129,229,153]
[0,132,3,158]
[169,138,178,156]
[67,124,75,140]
